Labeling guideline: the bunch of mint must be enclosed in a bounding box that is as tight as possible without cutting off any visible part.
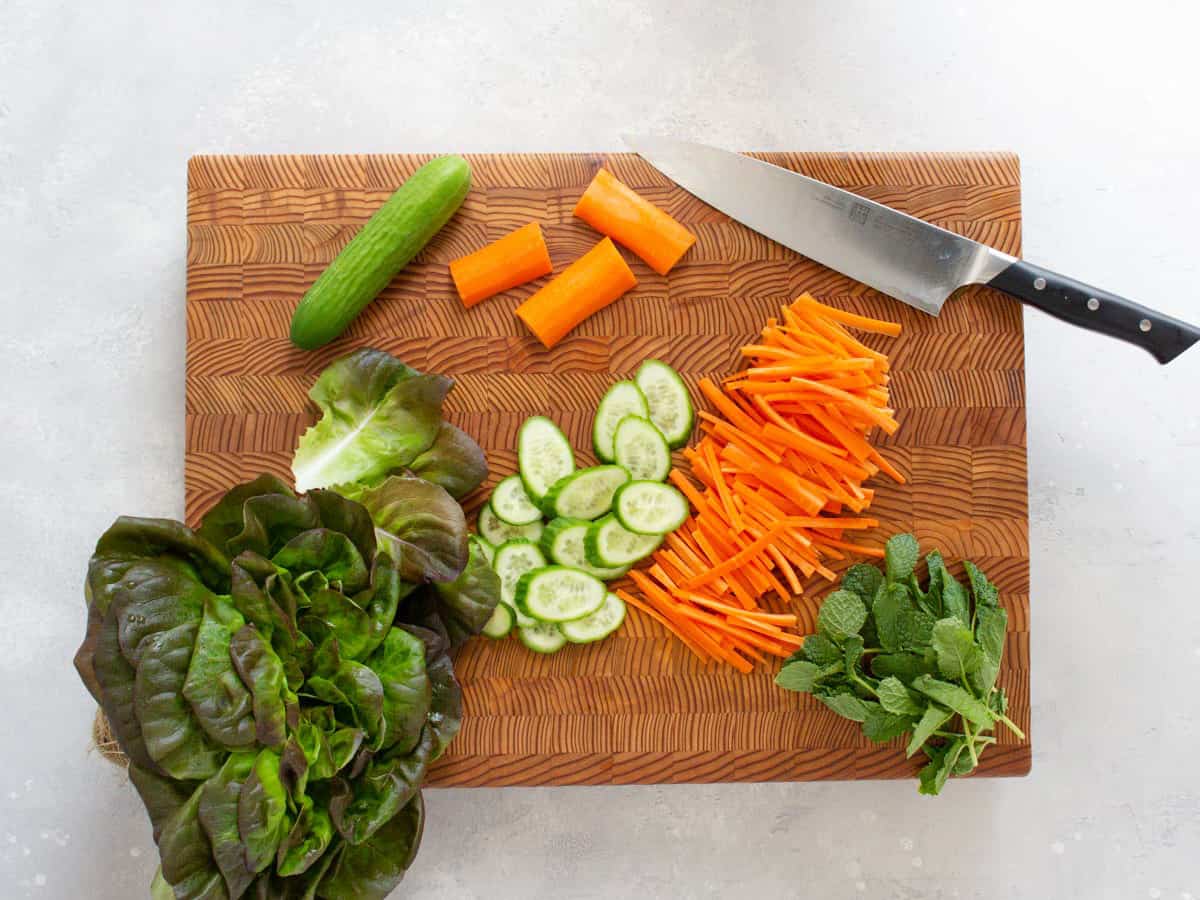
[775,534,1024,795]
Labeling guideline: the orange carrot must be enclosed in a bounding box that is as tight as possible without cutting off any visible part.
[514,237,636,349]
[449,222,552,307]
[573,168,697,275]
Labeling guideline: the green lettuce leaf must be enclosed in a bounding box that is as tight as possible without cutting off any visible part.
[430,537,501,647]
[198,751,258,898]
[356,475,469,584]
[291,349,451,492]
[319,793,424,900]
[135,620,224,781]
[238,749,289,875]
[406,422,488,500]
[183,596,256,750]
[229,625,288,749]
[369,629,431,755]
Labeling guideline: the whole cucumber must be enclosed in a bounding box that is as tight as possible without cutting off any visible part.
[289,154,472,349]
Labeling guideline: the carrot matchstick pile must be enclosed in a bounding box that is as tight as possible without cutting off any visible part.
[614,293,905,672]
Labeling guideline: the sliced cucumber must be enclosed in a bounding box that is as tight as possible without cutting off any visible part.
[560,592,627,644]
[543,465,630,520]
[593,381,650,462]
[489,474,542,526]
[481,602,515,639]
[478,504,544,546]
[584,514,663,568]
[492,539,547,612]
[518,416,576,502]
[470,534,496,565]
[517,621,567,654]
[540,517,630,581]
[613,415,671,481]
[613,481,689,535]
[635,359,694,449]
[513,566,607,623]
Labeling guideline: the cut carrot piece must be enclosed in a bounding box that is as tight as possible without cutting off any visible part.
[513,237,636,349]
[573,168,697,275]
[449,222,553,307]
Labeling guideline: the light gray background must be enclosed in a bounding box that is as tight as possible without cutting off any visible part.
[2,1,1198,898]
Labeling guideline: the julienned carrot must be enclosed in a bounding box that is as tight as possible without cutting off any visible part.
[621,293,906,671]
[573,168,697,275]
[449,222,552,307]
[514,237,636,349]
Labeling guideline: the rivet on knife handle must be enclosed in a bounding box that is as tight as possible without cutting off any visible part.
[986,259,1200,364]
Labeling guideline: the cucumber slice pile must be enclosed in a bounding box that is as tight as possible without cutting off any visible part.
[593,380,650,462]
[613,415,671,481]
[543,465,630,520]
[478,504,543,546]
[518,416,575,502]
[635,359,695,449]
[613,481,689,535]
[514,567,606,623]
[490,475,542,525]
[560,592,627,644]
[585,514,662,568]
[472,363,695,653]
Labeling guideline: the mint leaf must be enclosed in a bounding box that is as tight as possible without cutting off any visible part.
[922,550,946,617]
[872,584,908,651]
[941,571,970,627]
[815,689,873,722]
[775,660,840,693]
[910,675,993,729]
[905,704,953,758]
[970,606,1008,694]
[989,687,1009,716]
[802,634,841,666]
[863,706,917,743]
[877,676,924,716]
[931,618,983,681]
[896,607,935,650]
[870,652,936,682]
[841,564,883,605]
[884,533,920,585]
[843,634,865,673]
[816,590,867,642]
[918,739,966,796]
[963,560,999,608]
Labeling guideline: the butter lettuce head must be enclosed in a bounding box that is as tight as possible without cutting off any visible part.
[76,475,494,899]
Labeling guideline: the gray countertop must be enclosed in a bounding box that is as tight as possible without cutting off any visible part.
[2,1,1198,898]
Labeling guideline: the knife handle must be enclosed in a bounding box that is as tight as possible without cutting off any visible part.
[986,259,1200,364]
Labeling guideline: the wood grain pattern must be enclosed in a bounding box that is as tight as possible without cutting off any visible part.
[185,152,1030,785]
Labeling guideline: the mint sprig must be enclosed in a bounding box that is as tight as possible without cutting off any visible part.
[776,534,1024,795]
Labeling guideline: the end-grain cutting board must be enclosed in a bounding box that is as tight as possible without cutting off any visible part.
[186,151,1030,785]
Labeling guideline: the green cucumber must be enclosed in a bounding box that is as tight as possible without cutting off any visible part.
[560,592,627,644]
[289,155,472,349]
[612,415,671,481]
[489,475,542,526]
[518,416,575,502]
[635,359,694,449]
[492,539,547,611]
[612,481,689,535]
[517,622,567,654]
[478,504,543,546]
[584,514,662,568]
[543,465,630,520]
[513,566,607,623]
[481,602,515,639]
[540,517,630,581]
[469,534,496,565]
[593,381,650,462]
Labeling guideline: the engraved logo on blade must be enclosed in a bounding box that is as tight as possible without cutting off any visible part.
[849,202,870,226]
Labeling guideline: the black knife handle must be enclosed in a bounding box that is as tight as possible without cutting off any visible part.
[986,259,1200,364]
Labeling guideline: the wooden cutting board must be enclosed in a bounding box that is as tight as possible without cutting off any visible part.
[185,151,1030,785]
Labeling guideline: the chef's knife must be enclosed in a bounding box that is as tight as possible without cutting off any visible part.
[623,135,1200,365]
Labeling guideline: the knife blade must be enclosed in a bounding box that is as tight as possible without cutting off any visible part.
[624,135,1200,365]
